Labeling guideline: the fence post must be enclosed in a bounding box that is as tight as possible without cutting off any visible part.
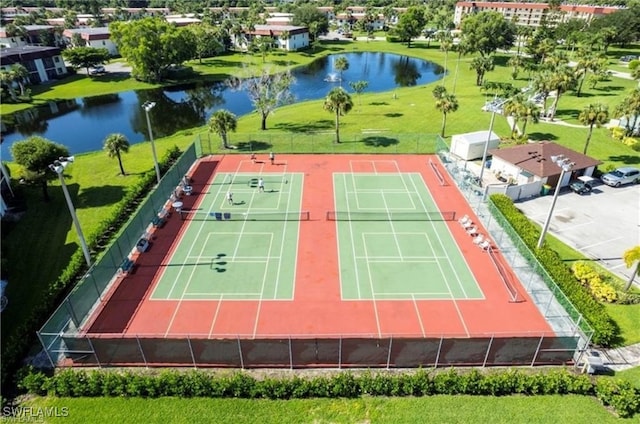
[435,336,443,368]
[136,335,148,368]
[386,337,393,369]
[237,336,245,369]
[187,335,196,368]
[289,337,293,370]
[85,336,101,368]
[338,336,342,369]
[36,331,56,368]
[531,334,545,367]
[482,335,494,367]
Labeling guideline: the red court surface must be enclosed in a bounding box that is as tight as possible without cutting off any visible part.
[86,154,552,342]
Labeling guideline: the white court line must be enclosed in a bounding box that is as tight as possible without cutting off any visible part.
[408,174,470,337]
[379,291,451,296]
[412,295,426,337]
[272,171,297,299]
[363,258,443,262]
[343,173,362,299]
[363,242,382,338]
[252,231,275,338]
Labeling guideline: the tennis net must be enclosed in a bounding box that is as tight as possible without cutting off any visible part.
[188,210,310,221]
[326,211,456,221]
[213,175,290,186]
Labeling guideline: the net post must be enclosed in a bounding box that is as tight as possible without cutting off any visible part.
[136,335,148,368]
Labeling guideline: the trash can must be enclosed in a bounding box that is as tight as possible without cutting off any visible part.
[541,184,551,195]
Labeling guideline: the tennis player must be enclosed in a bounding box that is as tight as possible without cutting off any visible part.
[258,177,265,193]
[269,151,275,165]
[226,190,233,205]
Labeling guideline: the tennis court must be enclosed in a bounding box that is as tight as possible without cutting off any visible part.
[69,154,572,367]
[332,170,483,301]
[151,172,305,301]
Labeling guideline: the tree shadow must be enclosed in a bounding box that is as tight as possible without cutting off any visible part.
[77,184,127,208]
[235,140,272,151]
[273,120,333,132]
[607,154,640,165]
[369,101,389,106]
[272,59,299,67]
[528,132,559,141]
[362,136,399,147]
[384,112,403,118]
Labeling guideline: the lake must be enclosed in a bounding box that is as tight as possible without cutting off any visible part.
[1,52,443,159]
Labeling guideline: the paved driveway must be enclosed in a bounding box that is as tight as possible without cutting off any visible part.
[514,181,640,285]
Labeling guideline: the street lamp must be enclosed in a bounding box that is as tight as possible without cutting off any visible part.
[536,155,575,249]
[478,97,508,186]
[49,156,92,267]
[142,101,161,184]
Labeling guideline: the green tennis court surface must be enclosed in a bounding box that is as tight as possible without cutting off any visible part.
[151,172,304,301]
[333,172,484,301]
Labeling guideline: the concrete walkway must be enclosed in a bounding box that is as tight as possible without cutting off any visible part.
[597,342,640,372]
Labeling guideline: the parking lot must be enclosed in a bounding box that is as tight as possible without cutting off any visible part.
[514,181,639,286]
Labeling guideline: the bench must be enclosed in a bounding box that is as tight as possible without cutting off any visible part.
[119,258,135,274]
[152,215,166,228]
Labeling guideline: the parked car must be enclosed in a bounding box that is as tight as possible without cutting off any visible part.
[569,176,596,194]
[89,65,105,75]
[619,55,638,63]
[600,167,640,187]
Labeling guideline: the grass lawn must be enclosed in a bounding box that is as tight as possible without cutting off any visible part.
[17,395,628,423]
[2,39,639,381]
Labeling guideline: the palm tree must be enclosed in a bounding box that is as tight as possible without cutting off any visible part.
[503,95,525,137]
[103,133,130,175]
[434,91,459,137]
[10,64,29,96]
[208,109,238,149]
[507,55,524,80]
[548,65,576,120]
[334,56,349,86]
[469,56,494,86]
[532,71,554,117]
[578,103,609,155]
[323,87,353,144]
[623,246,640,291]
[348,80,368,112]
[519,99,541,135]
[614,88,640,137]
[438,32,453,87]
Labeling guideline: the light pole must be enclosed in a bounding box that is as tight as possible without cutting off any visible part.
[478,97,508,186]
[536,155,575,249]
[142,101,161,184]
[49,157,92,267]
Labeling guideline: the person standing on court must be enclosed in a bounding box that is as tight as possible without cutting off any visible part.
[250,152,256,163]
[226,190,233,205]
[269,151,275,165]
[258,177,265,193]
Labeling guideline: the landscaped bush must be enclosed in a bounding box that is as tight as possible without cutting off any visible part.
[572,262,618,303]
[16,367,639,418]
[489,194,619,347]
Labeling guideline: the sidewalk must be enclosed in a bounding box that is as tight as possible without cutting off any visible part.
[597,342,640,372]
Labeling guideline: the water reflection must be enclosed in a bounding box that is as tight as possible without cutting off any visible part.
[1,52,443,157]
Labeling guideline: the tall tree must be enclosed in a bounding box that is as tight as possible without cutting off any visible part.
[348,80,368,111]
[110,17,195,82]
[62,47,110,76]
[460,11,515,57]
[578,104,609,155]
[323,87,353,144]
[9,64,29,96]
[208,109,237,149]
[103,133,130,176]
[292,4,328,40]
[188,22,223,64]
[614,88,640,137]
[334,56,349,85]
[547,65,576,121]
[438,32,453,87]
[434,90,459,137]
[10,136,69,202]
[623,246,640,291]
[393,6,426,48]
[469,55,494,86]
[231,69,295,131]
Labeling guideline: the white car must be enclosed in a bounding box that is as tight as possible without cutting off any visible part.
[90,65,105,75]
[601,167,640,187]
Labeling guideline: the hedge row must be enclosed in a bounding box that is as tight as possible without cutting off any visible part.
[0,147,182,390]
[17,367,640,418]
[489,194,619,346]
